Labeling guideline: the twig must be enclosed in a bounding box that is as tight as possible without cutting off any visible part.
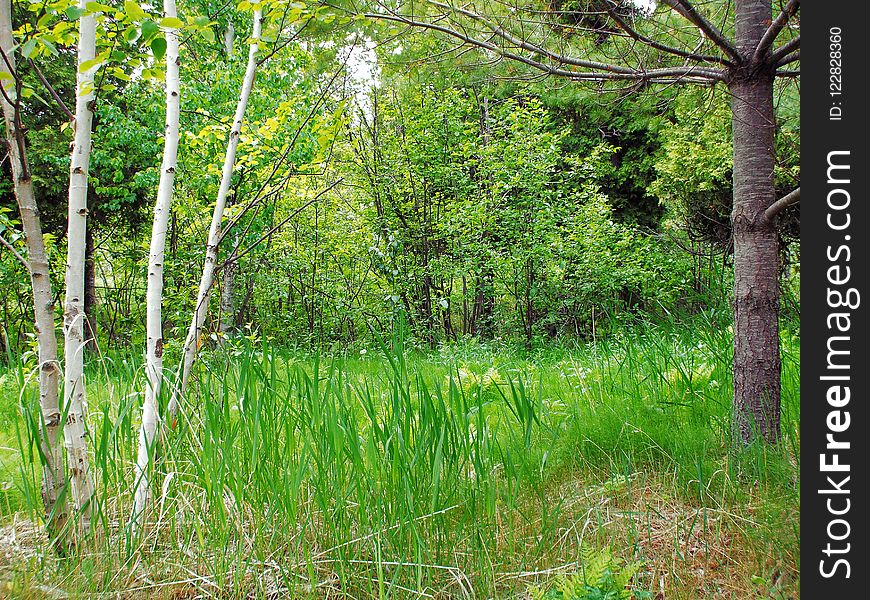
[27,58,74,121]
[0,233,29,270]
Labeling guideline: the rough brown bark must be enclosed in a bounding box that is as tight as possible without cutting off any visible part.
[729,0,780,444]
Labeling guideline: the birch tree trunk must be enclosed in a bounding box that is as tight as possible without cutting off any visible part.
[132,0,181,527]
[169,9,262,422]
[63,0,97,532]
[0,0,68,549]
[224,20,234,57]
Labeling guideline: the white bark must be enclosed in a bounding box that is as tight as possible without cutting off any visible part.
[169,9,262,421]
[132,0,181,528]
[63,0,97,533]
[0,0,68,548]
[224,20,234,57]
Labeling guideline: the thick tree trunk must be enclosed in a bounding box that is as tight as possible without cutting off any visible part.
[170,9,262,421]
[133,0,181,528]
[729,0,780,444]
[63,0,98,533]
[0,0,69,549]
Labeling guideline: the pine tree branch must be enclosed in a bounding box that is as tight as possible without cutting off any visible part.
[604,5,733,67]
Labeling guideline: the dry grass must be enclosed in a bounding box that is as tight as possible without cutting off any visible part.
[0,465,798,600]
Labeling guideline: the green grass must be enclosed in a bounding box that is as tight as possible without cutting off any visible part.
[0,310,799,599]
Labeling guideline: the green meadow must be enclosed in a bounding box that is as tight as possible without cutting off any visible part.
[0,309,800,599]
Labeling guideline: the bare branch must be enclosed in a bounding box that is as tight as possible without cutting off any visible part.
[215,179,341,271]
[754,0,799,64]
[660,0,741,63]
[362,9,725,83]
[775,49,799,67]
[215,51,350,246]
[765,187,799,221]
[27,58,74,121]
[0,44,17,106]
[770,34,800,66]
[0,233,29,271]
[605,6,733,67]
[428,0,638,75]
[0,75,13,106]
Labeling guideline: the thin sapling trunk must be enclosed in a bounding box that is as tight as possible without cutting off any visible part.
[169,9,262,422]
[133,0,181,528]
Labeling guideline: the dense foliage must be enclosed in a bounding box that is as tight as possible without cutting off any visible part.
[0,0,793,355]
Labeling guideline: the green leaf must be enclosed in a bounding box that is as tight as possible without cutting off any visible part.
[36,13,53,29]
[65,6,85,20]
[38,36,58,56]
[160,17,184,29]
[123,1,147,22]
[141,19,158,40]
[150,36,167,60]
[78,57,103,73]
[110,67,131,81]
[20,39,37,59]
[199,27,215,43]
[85,2,115,14]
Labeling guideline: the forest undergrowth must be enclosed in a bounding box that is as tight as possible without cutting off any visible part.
[0,308,800,599]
